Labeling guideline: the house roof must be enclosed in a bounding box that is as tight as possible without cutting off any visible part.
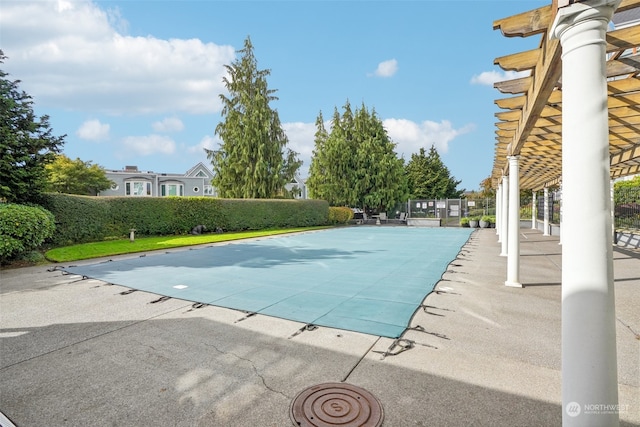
[184,162,214,178]
[491,0,640,190]
[106,162,214,179]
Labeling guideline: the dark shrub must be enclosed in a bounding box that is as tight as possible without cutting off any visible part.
[0,203,55,262]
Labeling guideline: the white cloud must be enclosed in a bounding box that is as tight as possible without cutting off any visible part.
[56,0,74,13]
[0,0,235,115]
[470,70,530,86]
[383,118,475,157]
[187,135,219,155]
[122,135,176,156]
[372,59,398,78]
[282,122,317,177]
[76,119,110,141]
[282,122,315,159]
[152,117,184,133]
[279,118,473,178]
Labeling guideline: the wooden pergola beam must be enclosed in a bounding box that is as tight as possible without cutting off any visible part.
[506,34,563,159]
[493,5,552,37]
[494,49,540,71]
[492,0,640,190]
[494,76,532,94]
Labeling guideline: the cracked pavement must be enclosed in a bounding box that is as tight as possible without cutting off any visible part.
[1,228,638,426]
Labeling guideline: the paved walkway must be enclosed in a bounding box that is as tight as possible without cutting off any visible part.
[1,228,638,426]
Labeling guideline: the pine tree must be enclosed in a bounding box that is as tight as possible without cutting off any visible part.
[206,37,300,198]
[0,51,65,204]
[405,145,463,199]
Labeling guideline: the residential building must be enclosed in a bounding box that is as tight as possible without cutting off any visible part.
[285,175,307,199]
[99,162,216,197]
[100,162,308,199]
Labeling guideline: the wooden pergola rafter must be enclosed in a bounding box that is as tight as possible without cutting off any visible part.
[491,0,640,191]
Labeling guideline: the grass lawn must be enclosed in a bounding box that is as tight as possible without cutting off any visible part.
[45,227,330,262]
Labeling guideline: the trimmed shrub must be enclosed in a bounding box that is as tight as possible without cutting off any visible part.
[0,203,56,262]
[328,207,354,224]
[39,193,112,245]
[40,194,330,245]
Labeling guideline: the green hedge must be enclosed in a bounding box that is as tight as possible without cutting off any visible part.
[38,193,112,245]
[0,203,56,262]
[40,194,329,246]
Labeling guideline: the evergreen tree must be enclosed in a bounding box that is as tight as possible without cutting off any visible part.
[307,101,407,212]
[45,154,113,196]
[306,111,333,200]
[206,37,300,198]
[405,145,463,199]
[0,51,65,204]
[353,104,407,212]
[307,104,357,206]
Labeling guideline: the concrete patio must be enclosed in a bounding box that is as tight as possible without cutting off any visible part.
[1,228,638,426]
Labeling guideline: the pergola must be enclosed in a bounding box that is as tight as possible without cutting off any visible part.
[490,1,639,426]
[492,0,640,190]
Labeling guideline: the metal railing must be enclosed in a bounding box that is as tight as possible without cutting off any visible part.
[387,186,639,231]
[536,190,561,224]
[406,198,496,227]
[614,186,640,231]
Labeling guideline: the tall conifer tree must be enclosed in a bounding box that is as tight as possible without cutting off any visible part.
[0,52,65,203]
[308,101,407,212]
[206,37,300,198]
[353,105,407,212]
[405,145,463,199]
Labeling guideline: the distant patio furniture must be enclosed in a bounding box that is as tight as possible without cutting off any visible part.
[356,212,368,225]
[399,212,407,223]
[379,212,388,223]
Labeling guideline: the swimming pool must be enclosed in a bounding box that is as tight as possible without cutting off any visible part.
[64,227,473,338]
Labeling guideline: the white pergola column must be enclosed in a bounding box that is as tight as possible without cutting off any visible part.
[531,190,537,230]
[496,183,502,239]
[543,187,550,236]
[611,180,616,244]
[505,156,521,287]
[552,1,620,425]
[500,175,509,256]
[558,184,563,245]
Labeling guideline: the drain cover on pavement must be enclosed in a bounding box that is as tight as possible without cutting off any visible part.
[290,382,384,427]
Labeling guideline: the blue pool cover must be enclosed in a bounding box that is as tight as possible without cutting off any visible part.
[64,227,473,338]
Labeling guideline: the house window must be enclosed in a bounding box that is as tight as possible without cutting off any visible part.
[204,185,214,196]
[161,183,184,197]
[193,187,199,193]
[195,170,207,177]
[110,183,119,191]
[125,181,152,196]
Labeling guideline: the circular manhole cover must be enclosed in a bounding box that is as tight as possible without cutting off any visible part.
[290,382,384,427]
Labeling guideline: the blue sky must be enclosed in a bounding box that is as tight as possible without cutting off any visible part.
[1,0,545,191]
